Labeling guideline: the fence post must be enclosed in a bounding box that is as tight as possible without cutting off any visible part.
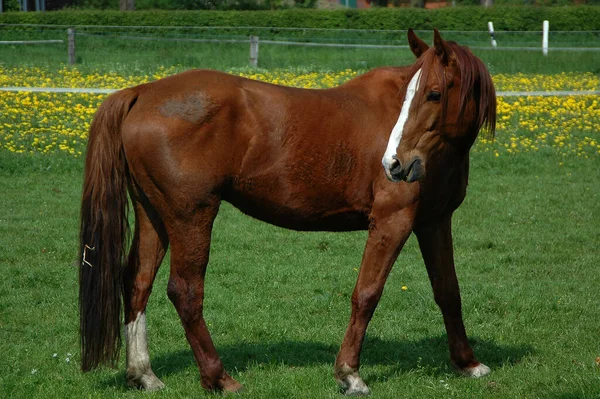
[542,20,549,56]
[68,28,76,65]
[249,35,259,68]
[487,22,497,48]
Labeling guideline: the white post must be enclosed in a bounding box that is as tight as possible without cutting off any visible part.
[488,22,497,48]
[542,20,549,56]
[249,36,259,68]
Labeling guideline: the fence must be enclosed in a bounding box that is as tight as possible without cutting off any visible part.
[1,22,599,67]
[0,39,62,44]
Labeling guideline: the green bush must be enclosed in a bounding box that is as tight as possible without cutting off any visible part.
[2,0,21,12]
[0,7,599,31]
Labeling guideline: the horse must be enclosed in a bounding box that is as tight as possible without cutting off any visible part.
[78,28,496,395]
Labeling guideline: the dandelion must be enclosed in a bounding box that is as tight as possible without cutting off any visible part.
[1,67,598,160]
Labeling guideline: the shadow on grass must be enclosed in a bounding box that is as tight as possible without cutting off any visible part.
[151,334,532,377]
[98,335,533,390]
[359,335,533,385]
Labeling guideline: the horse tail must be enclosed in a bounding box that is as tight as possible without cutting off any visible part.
[79,88,138,371]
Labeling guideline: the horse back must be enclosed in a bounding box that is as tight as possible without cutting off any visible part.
[120,69,406,230]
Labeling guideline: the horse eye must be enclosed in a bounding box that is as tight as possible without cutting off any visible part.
[427,91,441,102]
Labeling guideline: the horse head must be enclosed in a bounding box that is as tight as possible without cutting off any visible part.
[382,29,496,183]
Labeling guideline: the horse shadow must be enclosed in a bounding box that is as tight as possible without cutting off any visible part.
[98,335,533,390]
[150,334,533,380]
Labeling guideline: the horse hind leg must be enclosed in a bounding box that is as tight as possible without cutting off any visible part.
[166,199,243,393]
[123,194,169,391]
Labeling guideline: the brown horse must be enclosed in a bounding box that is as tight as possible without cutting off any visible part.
[79,29,496,395]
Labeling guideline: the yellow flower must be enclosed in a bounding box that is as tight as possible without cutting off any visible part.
[1,67,598,160]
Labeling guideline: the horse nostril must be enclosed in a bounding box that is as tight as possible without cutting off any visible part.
[405,158,423,183]
[389,158,402,176]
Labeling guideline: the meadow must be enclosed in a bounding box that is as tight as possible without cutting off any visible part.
[1,26,600,74]
[1,67,599,158]
[1,65,599,398]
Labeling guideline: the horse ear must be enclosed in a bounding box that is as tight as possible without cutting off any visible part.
[433,28,452,65]
[407,28,429,59]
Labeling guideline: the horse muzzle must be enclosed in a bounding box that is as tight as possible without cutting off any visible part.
[386,155,423,183]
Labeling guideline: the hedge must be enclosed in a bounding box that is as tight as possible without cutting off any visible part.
[0,7,599,31]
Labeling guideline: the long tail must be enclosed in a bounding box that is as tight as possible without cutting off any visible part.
[79,88,138,371]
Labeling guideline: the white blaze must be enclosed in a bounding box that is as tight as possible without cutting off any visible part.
[382,68,422,177]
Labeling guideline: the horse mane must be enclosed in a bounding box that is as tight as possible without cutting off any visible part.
[407,41,497,138]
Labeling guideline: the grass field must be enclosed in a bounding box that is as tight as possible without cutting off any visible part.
[1,65,600,398]
[1,27,600,74]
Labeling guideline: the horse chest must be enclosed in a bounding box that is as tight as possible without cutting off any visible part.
[417,173,468,221]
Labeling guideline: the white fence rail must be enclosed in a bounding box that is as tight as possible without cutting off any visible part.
[2,22,599,35]
[0,39,63,44]
[1,22,599,66]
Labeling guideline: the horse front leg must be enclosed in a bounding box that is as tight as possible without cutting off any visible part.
[414,216,490,378]
[335,208,415,395]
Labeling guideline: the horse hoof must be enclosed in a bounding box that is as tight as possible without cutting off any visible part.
[335,364,370,396]
[343,377,371,396]
[127,372,165,391]
[222,376,245,394]
[459,363,490,378]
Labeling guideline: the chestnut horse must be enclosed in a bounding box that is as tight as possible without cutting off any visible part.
[79,29,496,395]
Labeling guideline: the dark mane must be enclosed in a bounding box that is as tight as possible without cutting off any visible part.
[405,42,497,138]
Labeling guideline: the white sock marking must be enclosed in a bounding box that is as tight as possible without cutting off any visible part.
[336,363,370,396]
[344,373,370,395]
[124,312,165,390]
[125,312,151,374]
[461,363,491,378]
[382,68,422,177]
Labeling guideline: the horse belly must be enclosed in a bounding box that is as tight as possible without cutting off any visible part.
[225,133,373,231]
[224,181,370,232]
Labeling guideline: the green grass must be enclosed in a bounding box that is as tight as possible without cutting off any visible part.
[1,29,600,74]
[1,144,599,398]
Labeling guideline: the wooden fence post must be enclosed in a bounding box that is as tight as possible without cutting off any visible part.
[249,35,259,68]
[68,28,76,65]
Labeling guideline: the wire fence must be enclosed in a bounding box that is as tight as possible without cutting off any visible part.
[1,23,599,74]
[2,23,600,48]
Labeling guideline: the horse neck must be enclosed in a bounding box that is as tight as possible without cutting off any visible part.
[421,126,478,197]
[417,150,471,222]
[339,67,410,97]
